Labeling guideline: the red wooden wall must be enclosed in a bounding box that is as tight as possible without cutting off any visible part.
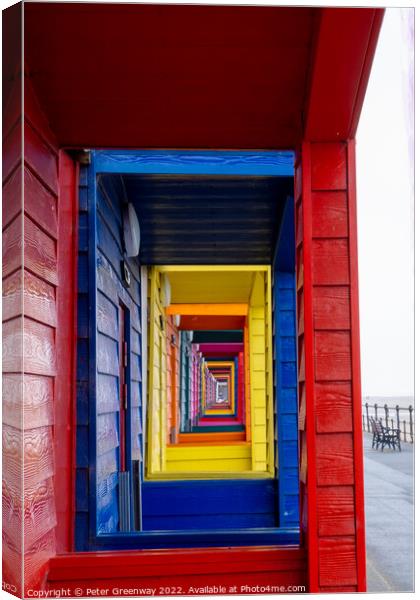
[3,65,77,594]
[3,5,23,595]
[295,141,366,592]
[47,546,306,595]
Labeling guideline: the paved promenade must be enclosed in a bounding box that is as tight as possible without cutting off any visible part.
[363,432,414,592]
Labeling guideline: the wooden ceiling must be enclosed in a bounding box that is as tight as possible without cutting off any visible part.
[121,174,292,264]
[23,4,383,149]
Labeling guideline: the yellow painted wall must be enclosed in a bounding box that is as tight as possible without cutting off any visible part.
[147,265,274,479]
[249,269,274,474]
[147,267,167,475]
[165,443,252,473]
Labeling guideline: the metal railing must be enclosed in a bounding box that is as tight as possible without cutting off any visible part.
[362,402,414,443]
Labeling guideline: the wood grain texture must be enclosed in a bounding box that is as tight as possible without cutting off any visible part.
[3,269,23,322]
[97,333,119,377]
[97,250,140,323]
[314,331,351,381]
[312,191,348,238]
[97,187,122,250]
[97,291,118,340]
[2,374,23,429]
[313,286,350,330]
[96,374,119,415]
[316,433,354,486]
[3,374,54,429]
[24,426,55,487]
[3,479,23,548]
[24,269,57,326]
[24,166,58,239]
[312,239,349,285]
[315,382,353,433]
[2,211,22,278]
[24,528,56,592]
[311,143,347,191]
[24,121,58,195]
[3,424,54,489]
[2,316,23,372]
[23,317,57,376]
[2,164,22,229]
[317,486,356,536]
[2,425,24,493]
[24,215,58,285]
[3,74,60,595]
[97,413,119,456]
[96,448,118,482]
[319,536,357,587]
[24,477,58,550]
[2,530,23,597]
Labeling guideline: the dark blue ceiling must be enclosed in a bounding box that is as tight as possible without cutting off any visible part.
[118,174,293,264]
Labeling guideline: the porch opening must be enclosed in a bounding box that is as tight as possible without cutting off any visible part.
[76,150,299,550]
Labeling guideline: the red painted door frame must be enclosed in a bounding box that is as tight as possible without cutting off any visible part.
[51,147,367,593]
[55,151,79,553]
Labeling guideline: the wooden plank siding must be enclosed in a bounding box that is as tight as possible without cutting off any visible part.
[2,16,23,588]
[21,80,64,592]
[47,546,306,594]
[142,479,278,531]
[3,64,78,593]
[22,81,59,591]
[76,169,143,545]
[296,141,366,592]
[166,316,180,444]
[273,272,299,528]
[248,271,270,473]
[75,165,91,550]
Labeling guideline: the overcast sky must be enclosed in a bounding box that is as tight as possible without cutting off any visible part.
[356,7,414,399]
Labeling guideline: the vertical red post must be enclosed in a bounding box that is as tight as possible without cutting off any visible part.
[297,140,367,592]
[56,151,79,552]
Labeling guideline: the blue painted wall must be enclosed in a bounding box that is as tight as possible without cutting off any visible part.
[76,151,299,548]
[76,170,143,548]
[75,166,90,550]
[142,480,277,530]
[95,174,143,534]
[273,273,299,527]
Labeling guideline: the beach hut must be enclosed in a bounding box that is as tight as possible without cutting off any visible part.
[3,2,384,595]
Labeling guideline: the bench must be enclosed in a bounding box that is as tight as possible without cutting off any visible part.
[370,417,401,451]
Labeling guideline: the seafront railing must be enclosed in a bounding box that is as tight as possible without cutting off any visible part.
[362,402,414,443]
